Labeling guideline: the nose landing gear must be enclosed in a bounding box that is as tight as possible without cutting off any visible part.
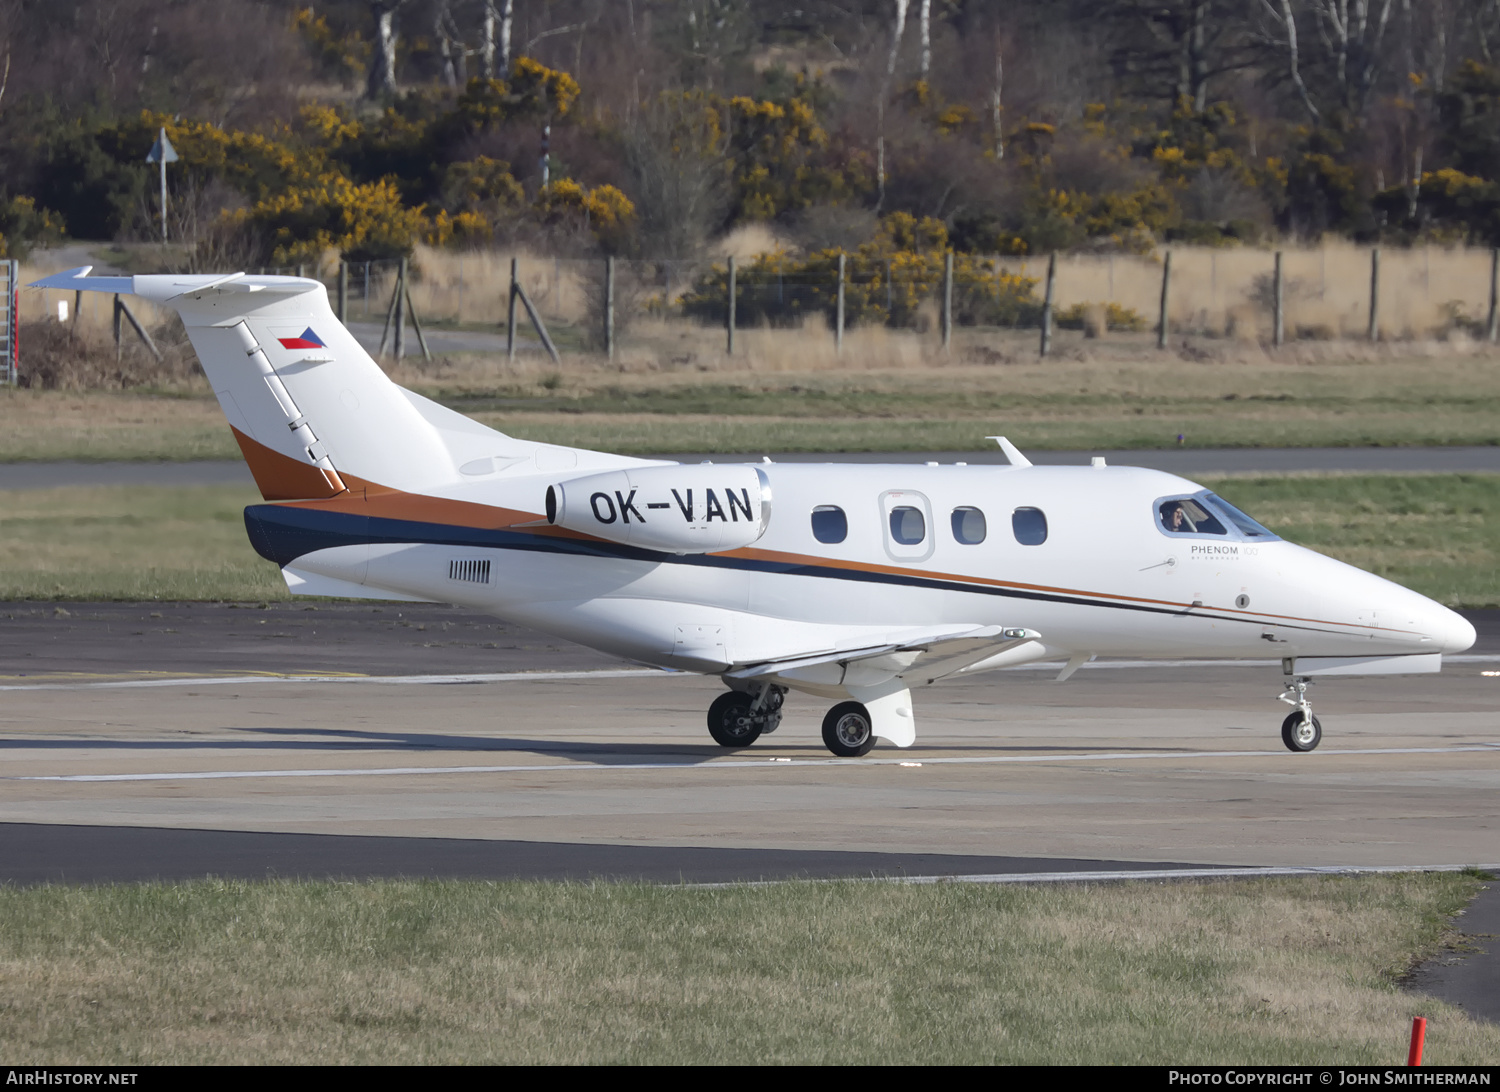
[1278,676,1322,752]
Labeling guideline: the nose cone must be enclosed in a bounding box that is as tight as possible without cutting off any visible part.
[1430,606,1477,654]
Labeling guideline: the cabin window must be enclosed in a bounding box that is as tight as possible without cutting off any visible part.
[1012,507,1048,545]
[951,506,986,545]
[811,505,848,544]
[1158,497,1227,536]
[889,506,926,545]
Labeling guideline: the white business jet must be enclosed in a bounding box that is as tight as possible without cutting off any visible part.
[33,268,1476,756]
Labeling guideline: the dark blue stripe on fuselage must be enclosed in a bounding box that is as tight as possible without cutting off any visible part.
[242,503,1309,631]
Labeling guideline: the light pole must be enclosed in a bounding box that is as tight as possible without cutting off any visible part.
[145,127,179,244]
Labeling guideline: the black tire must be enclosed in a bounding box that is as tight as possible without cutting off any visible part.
[822,701,876,757]
[707,691,762,748]
[1280,711,1322,752]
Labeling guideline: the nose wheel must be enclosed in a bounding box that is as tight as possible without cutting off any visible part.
[1277,676,1321,752]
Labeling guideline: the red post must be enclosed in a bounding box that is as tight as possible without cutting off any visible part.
[1407,1016,1426,1066]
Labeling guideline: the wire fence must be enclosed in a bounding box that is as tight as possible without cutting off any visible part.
[16,244,1500,380]
[301,244,1500,362]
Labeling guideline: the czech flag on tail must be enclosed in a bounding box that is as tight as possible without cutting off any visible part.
[278,328,326,350]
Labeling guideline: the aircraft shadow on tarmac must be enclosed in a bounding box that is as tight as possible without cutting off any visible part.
[0,724,1224,762]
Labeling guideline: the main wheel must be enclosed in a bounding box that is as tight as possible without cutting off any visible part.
[707,691,762,748]
[1280,711,1322,752]
[822,701,876,757]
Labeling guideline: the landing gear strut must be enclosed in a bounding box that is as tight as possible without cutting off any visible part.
[706,684,784,748]
[1278,676,1322,752]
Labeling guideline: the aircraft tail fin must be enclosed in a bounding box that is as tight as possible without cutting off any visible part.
[28,267,557,500]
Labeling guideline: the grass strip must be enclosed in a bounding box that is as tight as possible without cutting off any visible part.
[0,874,1495,1064]
[0,485,284,601]
[2,352,1498,460]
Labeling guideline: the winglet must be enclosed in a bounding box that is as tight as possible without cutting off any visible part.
[986,435,1032,468]
[28,266,135,295]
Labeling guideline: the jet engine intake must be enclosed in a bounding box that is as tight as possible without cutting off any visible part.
[546,465,771,554]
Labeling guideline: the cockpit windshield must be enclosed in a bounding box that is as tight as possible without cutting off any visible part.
[1156,491,1281,542]
[1157,497,1227,536]
[1203,493,1278,539]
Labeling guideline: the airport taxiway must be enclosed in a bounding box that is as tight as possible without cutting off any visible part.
[2,603,1496,884]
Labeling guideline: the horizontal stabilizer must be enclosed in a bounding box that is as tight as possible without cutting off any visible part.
[29,266,133,295]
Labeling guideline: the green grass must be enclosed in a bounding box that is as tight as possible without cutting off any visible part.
[0,874,1494,1064]
[2,474,1494,606]
[0,485,285,601]
[2,351,1498,459]
[1203,474,1500,608]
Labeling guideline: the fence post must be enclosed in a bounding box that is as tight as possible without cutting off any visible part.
[393,257,407,360]
[113,294,123,363]
[1367,247,1380,342]
[604,255,615,360]
[836,253,846,354]
[726,255,736,356]
[941,251,953,352]
[1488,248,1498,344]
[1157,251,1172,350]
[1273,251,1284,348]
[337,261,348,323]
[1040,253,1056,358]
[507,257,518,363]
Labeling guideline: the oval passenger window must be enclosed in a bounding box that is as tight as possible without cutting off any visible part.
[889,505,926,545]
[1012,507,1047,545]
[951,506,986,545]
[811,505,848,544]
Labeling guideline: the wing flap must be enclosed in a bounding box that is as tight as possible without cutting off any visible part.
[727,624,1041,688]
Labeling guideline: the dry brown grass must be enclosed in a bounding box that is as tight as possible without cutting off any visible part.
[1,874,1496,1064]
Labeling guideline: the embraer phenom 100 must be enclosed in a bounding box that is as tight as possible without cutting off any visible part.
[34,268,1476,757]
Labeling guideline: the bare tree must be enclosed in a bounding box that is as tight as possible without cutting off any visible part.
[434,0,466,88]
[877,0,911,209]
[479,0,513,79]
[625,94,731,259]
[366,0,409,100]
[1256,0,1323,120]
[919,0,931,77]
[1305,0,1396,114]
[991,34,1003,158]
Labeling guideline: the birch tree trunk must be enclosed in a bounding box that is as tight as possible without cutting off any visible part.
[878,0,911,210]
[500,0,513,76]
[919,0,931,78]
[480,2,495,78]
[992,38,1003,159]
[366,1,405,100]
[1258,0,1322,120]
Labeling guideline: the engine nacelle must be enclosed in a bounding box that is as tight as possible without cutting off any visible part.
[546,464,772,554]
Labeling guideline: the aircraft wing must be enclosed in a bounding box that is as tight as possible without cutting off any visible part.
[726,624,1044,689]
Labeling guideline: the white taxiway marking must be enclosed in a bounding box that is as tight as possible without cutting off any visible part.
[0,655,1495,692]
[693,863,1500,888]
[0,668,667,691]
[13,743,1500,783]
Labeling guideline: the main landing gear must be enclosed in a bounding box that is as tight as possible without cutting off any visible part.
[705,688,879,757]
[1278,675,1322,752]
[706,684,784,748]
